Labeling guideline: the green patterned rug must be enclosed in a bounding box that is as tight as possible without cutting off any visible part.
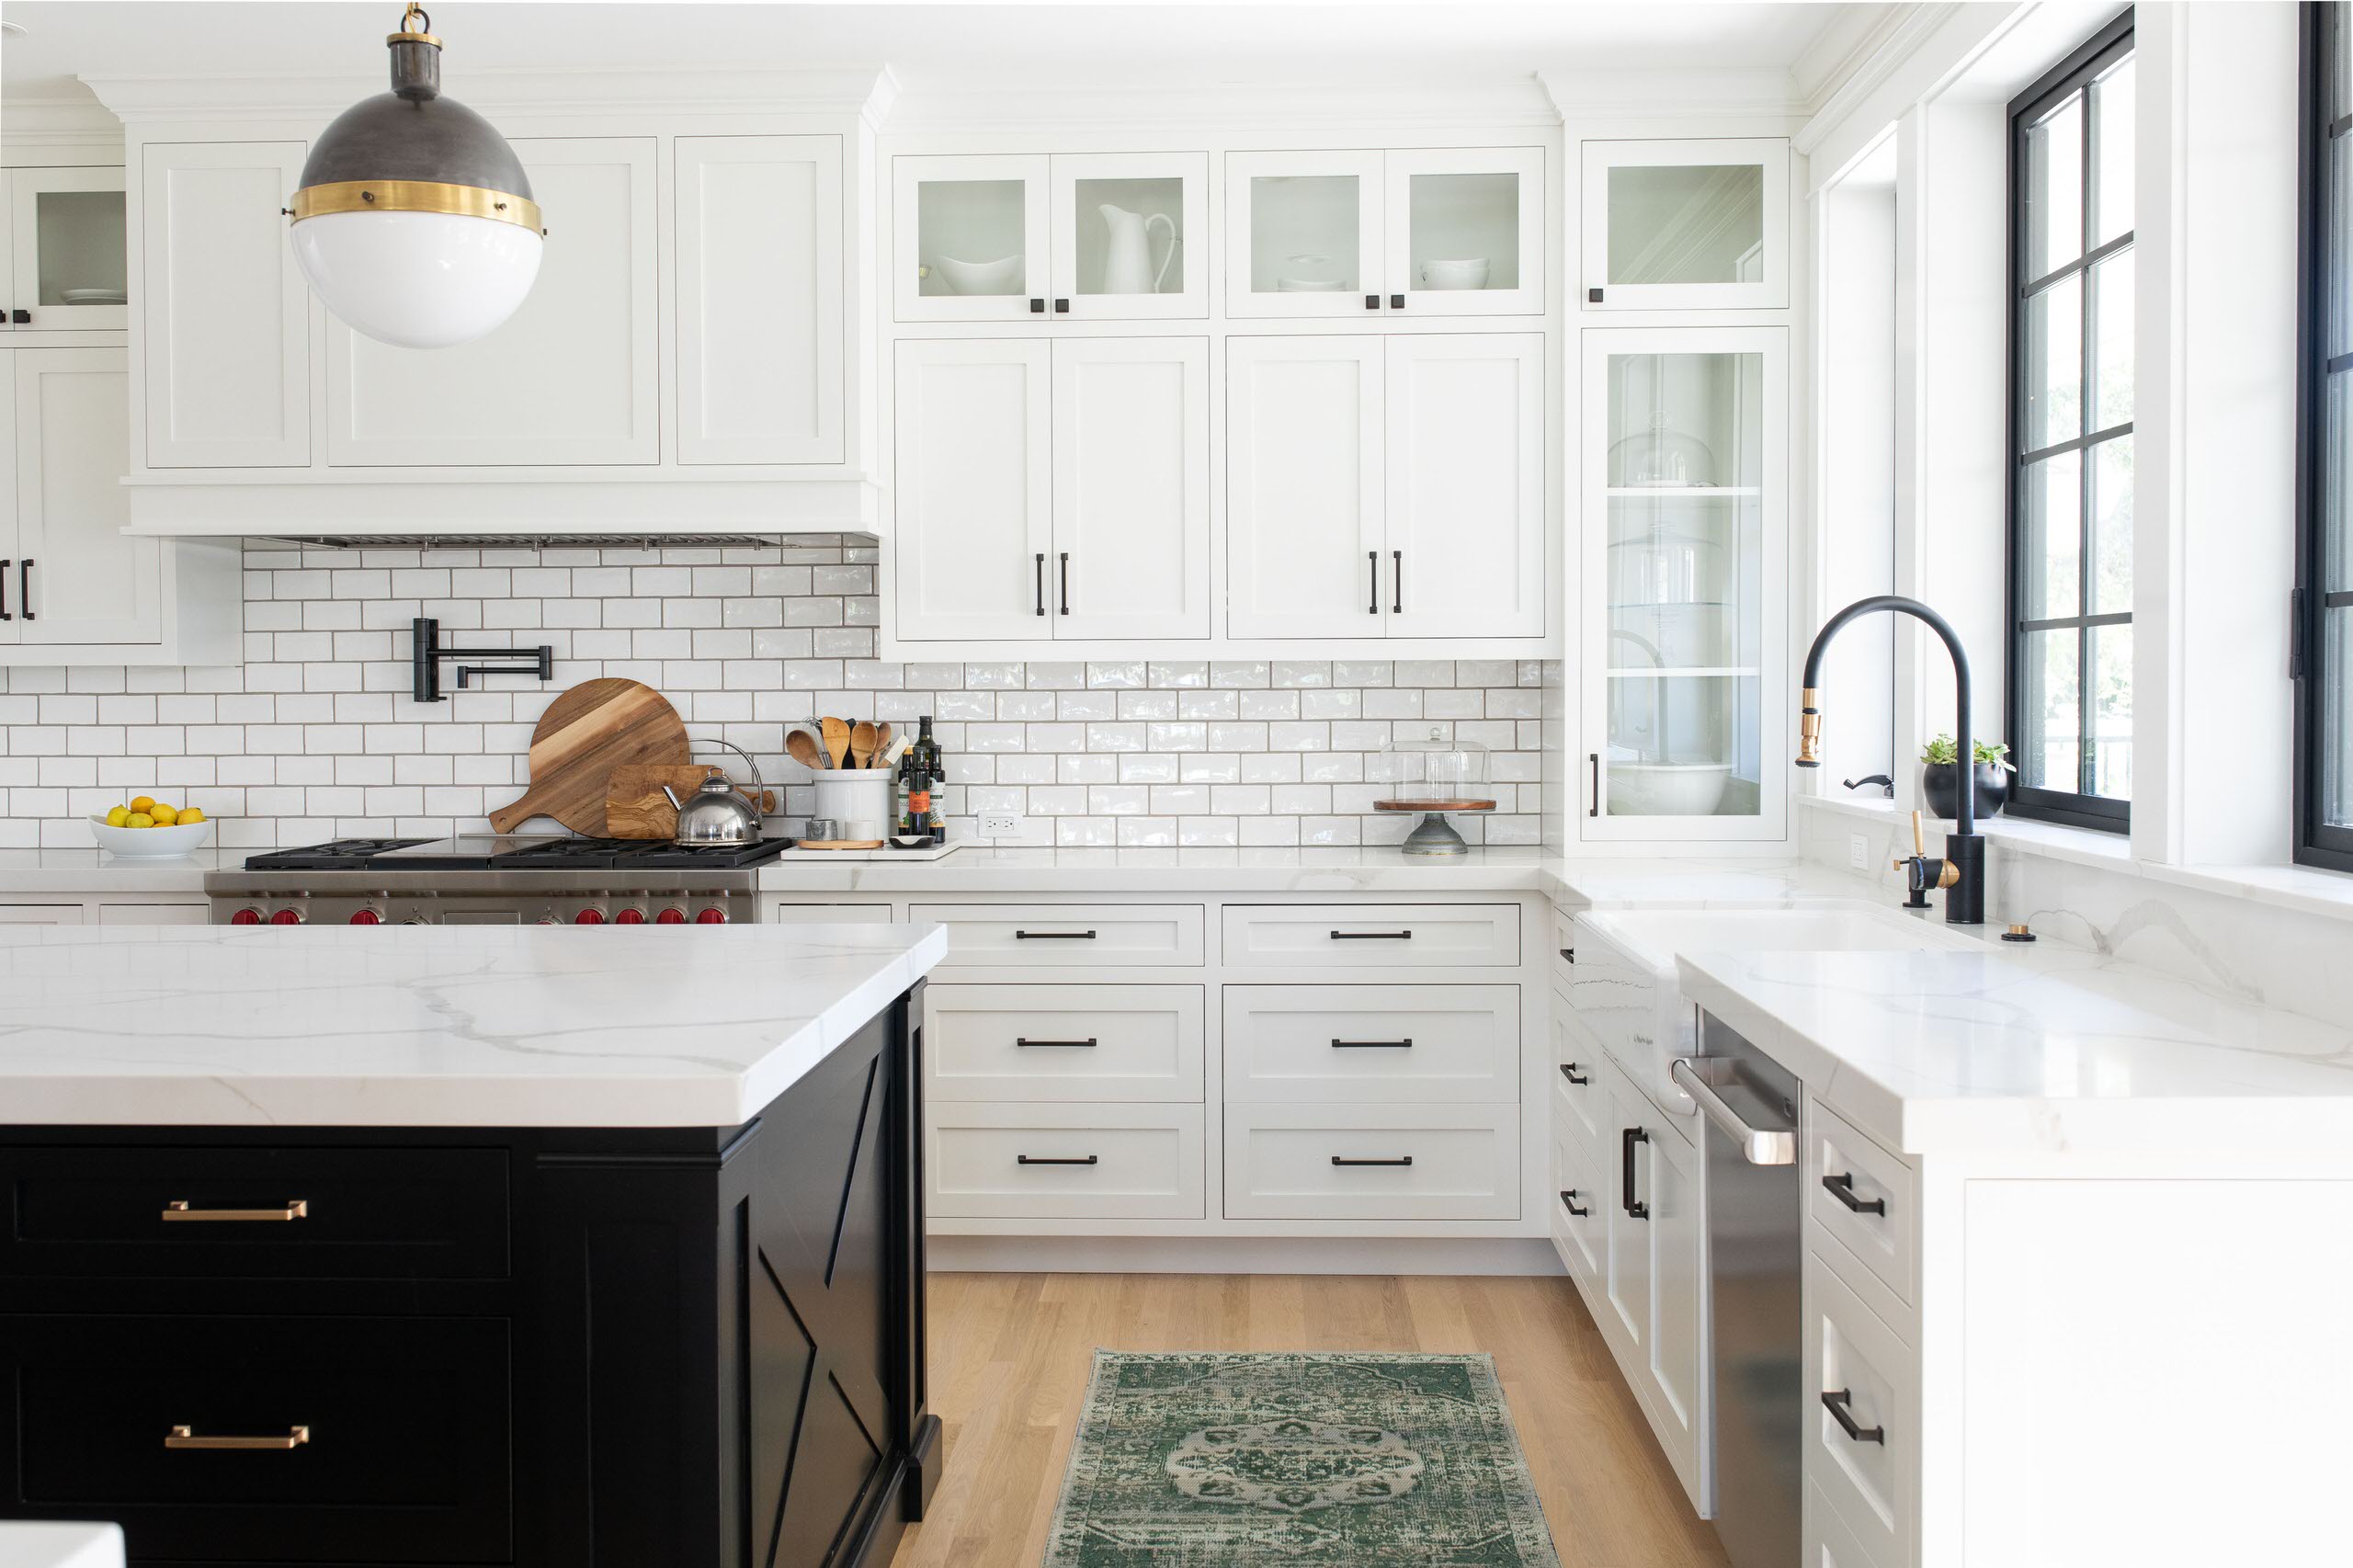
[1041,1351,1562,1567]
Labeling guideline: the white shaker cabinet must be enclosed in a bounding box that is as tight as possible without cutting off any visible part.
[675,134,844,465]
[139,141,310,469]
[1386,332,1543,637]
[1597,1056,1705,1507]
[894,336,1210,642]
[325,137,658,466]
[1226,335,1384,638]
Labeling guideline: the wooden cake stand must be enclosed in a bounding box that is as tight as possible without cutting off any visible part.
[1373,797,1495,857]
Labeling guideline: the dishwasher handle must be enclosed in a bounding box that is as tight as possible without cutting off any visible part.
[1671,1057,1796,1166]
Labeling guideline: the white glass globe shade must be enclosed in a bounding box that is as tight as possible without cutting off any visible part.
[290,208,543,350]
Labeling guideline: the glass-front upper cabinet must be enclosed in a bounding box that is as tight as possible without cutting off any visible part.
[6,167,129,332]
[893,153,1209,323]
[1581,139,1788,311]
[1580,326,1787,842]
[1226,148,1542,318]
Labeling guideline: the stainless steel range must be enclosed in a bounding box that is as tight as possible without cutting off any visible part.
[204,835,795,926]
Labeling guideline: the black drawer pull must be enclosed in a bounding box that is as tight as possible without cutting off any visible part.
[166,1424,311,1451]
[1329,929,1412,940]
[1017,1154,1098,1166]
[1559,946,1574,963]
[1016,1037,1098,1049]
[1034,551,1046,617]
[1822,1389,1885,1445]
[1369,549,1379,615]
[1015,929,1097,939]
[1559,1188,1589,1218]
[18,559,31,622]
[163,1199,309,1222]
[1331,1155,1414,1167]
[0,557,10,620]
[1822,1172,1886,1216]
[1332,1038,1413,1049]
[1559,1062,1588,1086]
[1621,1126,1649,1220]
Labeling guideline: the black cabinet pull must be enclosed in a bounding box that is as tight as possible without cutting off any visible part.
[1053,298,1070,313]
[9,309,27,324]
[1014,928,1097,940]
[0,559,10,621]
[1332,1155,1414,1167]
[1369,550,1380,615]
[1821,1389,1885,1445]
[1391,549,1402,614]
[18,560,31,622]
[1364,293,1381,310]
[1588,287,1605,303]
[1390,293,1405,310]
[1059,551,1071,616]
[1621,1126,1650,1220]
[1560,1188,1589,1218]
[1822,1172,1886,1216]
[1016,1037,1097,1049]
[1029,298,1045,312]
[1017,1153,1099,1166]
[1587,753,1600,817]
[1559,1062,1588,1086]
[1331,1038,1413,1049]
[1034,551,1046,617]
[1329,929,1411,940]
[1559,947,1574,963]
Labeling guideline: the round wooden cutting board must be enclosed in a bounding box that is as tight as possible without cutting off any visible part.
[487,679,691,835]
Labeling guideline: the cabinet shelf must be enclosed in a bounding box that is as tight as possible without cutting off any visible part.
[1604,666,1759,679]
[1605,485,1762,498]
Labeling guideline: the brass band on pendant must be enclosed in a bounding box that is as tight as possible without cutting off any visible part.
[289,178,542,232]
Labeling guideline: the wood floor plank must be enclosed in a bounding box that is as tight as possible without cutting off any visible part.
[891,1271,1731,1568]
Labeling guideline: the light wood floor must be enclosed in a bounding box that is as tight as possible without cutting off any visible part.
[890,1271,1731,1568]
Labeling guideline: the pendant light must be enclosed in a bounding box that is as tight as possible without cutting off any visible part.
[286,3,543,349]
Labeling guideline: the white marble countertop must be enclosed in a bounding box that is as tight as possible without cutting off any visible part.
[757,844,1570,893]
[0,846,234,895]
[1678,944,2353,1155]
[0,923,947,1128]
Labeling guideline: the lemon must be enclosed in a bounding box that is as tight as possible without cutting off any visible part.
[125,812,154,829]
[149,803,179,826]
[179,807,205,826]
[105,805,131,827]
[130,795,155,814]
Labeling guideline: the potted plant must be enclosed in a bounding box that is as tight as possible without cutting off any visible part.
[1919,733,2014,820]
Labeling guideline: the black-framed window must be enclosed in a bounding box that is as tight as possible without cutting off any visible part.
[2007,12,2135,832]
[2300,4,2353,872]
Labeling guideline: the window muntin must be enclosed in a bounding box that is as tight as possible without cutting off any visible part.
[2301,4,2353,868]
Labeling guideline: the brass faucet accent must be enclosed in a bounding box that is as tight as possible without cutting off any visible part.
[1797,687,1823,767]
[1892,811,1960,909]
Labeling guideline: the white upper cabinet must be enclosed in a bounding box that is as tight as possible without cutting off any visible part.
[1227,147,1542,319]
[141,140,310,469]
[7,167,130,333]
[675,134,844,465]
[895,335,1210,642]
[1581,138,1789,312]
[1226,335,1385,638]
[10,347,155,645]
[895,152,1209,323]
[326,137,658,467]
[1385,333,1543,638]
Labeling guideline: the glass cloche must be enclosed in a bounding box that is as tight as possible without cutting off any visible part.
[1373,735,1495,857]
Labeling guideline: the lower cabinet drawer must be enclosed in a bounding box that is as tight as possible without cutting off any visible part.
[1223,1103,1520,1221]
[929,1104,1206,1219]
[1551,990,1607,1164]
[3,1313,511,1563]
[1804,1252,1917,1567]
[926,983,1205,1102]
[910,903,1205,967]
[1223,984,1518,1102]
[0,1146,510,1280]
[1222,903,1522,969]
[1549,1125,1604,1285]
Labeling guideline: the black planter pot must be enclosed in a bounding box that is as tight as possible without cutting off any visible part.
[1920,760,2010,821]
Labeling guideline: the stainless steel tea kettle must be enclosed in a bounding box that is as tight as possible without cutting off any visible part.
[662,740,768,846]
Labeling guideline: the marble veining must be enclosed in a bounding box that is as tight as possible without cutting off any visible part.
[0,923,946,1127]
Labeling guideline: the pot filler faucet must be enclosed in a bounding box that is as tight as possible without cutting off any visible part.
[1798,595,1985,925]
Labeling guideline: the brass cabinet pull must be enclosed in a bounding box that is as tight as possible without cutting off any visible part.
[166,1424,311,1450]
[163,1199,309,1222]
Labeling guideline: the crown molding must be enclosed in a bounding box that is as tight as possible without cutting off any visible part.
[1539,68,1803,127]
[0,96,125,146]
[81,64,896,124]
[877,75,1562,135]
[1794,2,1971,153]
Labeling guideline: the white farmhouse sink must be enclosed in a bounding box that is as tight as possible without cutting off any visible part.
[1563,901,1978,1119]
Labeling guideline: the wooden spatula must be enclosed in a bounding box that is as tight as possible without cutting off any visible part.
[821,716,852,771]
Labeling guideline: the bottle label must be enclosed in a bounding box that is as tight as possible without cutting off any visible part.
[908,789,931,815]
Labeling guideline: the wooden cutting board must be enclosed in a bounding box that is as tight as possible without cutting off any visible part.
[487,679,691,835]
[606,766,779,840]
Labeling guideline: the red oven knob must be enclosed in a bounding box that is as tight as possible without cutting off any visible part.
[614,907,646,925]
[695,907,728,926]
[267,909,303,926]
[654,907,687,925]
[228,908,262,926]
[349,909,381,925]
[574,908,606,925]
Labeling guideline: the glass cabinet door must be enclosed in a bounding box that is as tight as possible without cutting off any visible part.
[892,153,1051,322]
[1581,139,1788,311]
[1049,152,1207,320]
[7,167,129,332]
[1582,327,1787,840]
[1222,150,1385,319]
[1383,147,1543,316]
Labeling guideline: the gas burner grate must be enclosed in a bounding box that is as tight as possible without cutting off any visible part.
[242,838,436,871]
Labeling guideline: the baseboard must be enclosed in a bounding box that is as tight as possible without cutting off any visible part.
[926,1233,1568,1277]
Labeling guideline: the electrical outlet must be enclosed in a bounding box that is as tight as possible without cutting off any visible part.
[979,813,1023,839]
[1849,832,1870,871]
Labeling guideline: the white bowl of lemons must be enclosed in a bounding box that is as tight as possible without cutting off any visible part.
[89,797,214,859]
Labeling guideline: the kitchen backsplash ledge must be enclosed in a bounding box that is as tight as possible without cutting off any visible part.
[0,542,1555,852]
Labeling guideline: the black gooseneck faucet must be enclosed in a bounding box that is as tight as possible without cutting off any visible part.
[1798,595,1986,925]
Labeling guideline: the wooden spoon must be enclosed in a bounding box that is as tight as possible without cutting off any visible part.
[821,716,852,771]
[785,727,825,772]
[874,722,894,767]
[850,719,879,770]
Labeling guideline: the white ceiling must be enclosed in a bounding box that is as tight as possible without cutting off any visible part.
[1,1,1884,105]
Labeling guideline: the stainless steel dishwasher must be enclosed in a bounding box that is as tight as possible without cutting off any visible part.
[1672,1012,1801,1568]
